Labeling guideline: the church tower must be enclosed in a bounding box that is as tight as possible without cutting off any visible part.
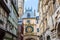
[22,8,40,40]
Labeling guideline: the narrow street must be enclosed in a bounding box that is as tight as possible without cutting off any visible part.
[0,0,60,40]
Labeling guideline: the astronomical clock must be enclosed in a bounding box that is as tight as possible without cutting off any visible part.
[22,8,40,40]
[25,26,34,33]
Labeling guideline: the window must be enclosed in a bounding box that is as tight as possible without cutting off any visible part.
[27,13,30,18]
[5,12,7,18]
[37,28,39,32]
[10,24,13,30]
[27,20,30,23]
[0,20,3,25]
[6,21,10,31]
[36,20,38,24]
[36,16,39,24]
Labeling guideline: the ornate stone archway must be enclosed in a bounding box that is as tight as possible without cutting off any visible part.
[24,36,39,40]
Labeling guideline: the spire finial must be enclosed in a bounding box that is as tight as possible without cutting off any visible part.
[34,10,36,16]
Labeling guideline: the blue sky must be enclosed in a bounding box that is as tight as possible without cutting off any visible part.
[24,0,39,16]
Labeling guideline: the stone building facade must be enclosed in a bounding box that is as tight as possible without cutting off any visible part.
[38,0,60,40]
[18,0,24,17]
[22,8,40,40]
[0,0,19,40]
[18,0,24,40]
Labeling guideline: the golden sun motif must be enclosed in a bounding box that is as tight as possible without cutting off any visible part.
[27,27,32,32]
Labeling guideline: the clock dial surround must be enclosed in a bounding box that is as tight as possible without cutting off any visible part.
[25,26,34,33]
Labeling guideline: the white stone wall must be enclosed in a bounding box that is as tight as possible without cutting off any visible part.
[18,0,24,7]
[44,6,60,40]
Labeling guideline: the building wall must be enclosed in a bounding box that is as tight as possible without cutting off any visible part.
[0,0,19,40]
[0,0,10,40]
[22,8,40,40]
[38,0,60,40]
[18,0,24,17]
[23,18,40,40]
[8,0,18,35]
[0,6,7,29]
[23,18,36,35]
[4,0,18,40]
[18,0,24,39]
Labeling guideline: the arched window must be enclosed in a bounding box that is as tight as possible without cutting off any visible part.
[27,13,30,18]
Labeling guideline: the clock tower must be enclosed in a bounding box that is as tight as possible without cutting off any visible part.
[22,8,40,40]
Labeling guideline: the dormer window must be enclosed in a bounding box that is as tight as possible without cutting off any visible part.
[27,13,30,18]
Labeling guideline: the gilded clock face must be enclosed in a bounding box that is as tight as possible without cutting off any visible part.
[27,27,32,32]
[25,26,33,33]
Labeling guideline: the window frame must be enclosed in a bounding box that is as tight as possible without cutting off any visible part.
[37,28,39,32]
[27,13,30,18]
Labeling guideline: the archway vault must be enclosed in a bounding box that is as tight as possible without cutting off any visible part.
[24,36,38,40]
